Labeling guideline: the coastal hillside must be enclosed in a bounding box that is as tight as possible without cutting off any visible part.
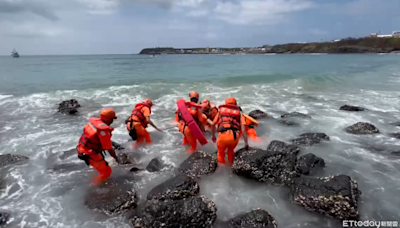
[139,37,400,54]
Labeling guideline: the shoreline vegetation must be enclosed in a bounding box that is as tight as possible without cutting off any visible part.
[139,37,400,55]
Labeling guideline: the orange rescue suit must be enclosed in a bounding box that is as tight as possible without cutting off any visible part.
[214,104,242,165]
[76,117,114,184]
[126,102,152,143]
[175,101,206,153]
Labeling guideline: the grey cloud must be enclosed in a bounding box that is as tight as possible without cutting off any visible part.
[0,0,59,21]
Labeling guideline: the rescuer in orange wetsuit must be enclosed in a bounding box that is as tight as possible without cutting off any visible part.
[213,97,249,166]
[174,91,216,153]
[201,99,219,132]
[240,111,260,141]
[126,99,163,147]
[76,108,121,185]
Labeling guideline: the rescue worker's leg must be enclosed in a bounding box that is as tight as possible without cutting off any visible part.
[246,127,260,141]
[184,127,197,153]
[217,131,239,165]
[179,123,189,146]
[88,153,112,184]
[134,123,152,145]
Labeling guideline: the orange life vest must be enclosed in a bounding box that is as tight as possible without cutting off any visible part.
[127,102,152,129]
[78,118,114,154]
[217,104,241,133]
[177,102,201,126]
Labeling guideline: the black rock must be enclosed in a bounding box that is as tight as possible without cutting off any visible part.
[147,174,199,201]
[291,133,330,146]
[146,158,165,172]
[179,151,218,178]
[345,122,380,134]
[277,119,300,126]
[129,196,217,228]
[297,153,325,175]
[58,99,80,114]
[300,133,329,140]
[288,174,361,220]
[388,133,400,139]
[0,154,29,167]
[231,141,300,184]
[84,176,137,216]
[339,105,365,112]
[0,212,10,226]
[248,110,270,120]
[281,112,311,119]
[228,209,278,228]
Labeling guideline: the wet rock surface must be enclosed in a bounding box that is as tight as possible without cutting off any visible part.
[0,212,10,226]
[228,209,278,228]
[288,174,361,220]
[232,141,300,184]
[297,153,325,175]
[146,157,165,172]
[281,112,312,119]
[147,174,199,201]
[339,105,365,112]
[345,122,380,134]
[248,110,270,120]
[129,195,217,228]
[388,133,400,139]
[58,99,81,114]
[0,154,29,167]
[277,119,300,126]
[84,176,137,216]
[291,133,330,146]
[179,151,218,178]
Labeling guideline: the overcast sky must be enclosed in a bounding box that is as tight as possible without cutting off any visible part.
[0,0,399,55]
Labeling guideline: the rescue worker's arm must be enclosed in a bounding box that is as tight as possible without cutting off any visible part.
[143,107,163,132]
[240,113,249,150]
[98,130,120,164]
[207,119,216,142]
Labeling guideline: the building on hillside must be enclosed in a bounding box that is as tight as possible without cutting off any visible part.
[377,34,392,38]
[393,31,400,37]
[370,33,378,37]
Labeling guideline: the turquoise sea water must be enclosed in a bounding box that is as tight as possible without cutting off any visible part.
[0,54,400,227]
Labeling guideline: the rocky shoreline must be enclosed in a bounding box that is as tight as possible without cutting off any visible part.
[139,37,400,55]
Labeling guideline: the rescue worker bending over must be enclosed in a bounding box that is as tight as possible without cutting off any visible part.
[213,97,249,166]
[201,98,218,132]
[126,99,163,146]
[175,91,216,152]
[76,108,120,185]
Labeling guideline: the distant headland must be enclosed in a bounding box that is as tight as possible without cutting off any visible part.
[139,35,400,55]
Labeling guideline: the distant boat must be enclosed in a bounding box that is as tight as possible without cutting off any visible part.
[11,49,19,58]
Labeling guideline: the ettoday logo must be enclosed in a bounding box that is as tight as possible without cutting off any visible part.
[343,220,398,228]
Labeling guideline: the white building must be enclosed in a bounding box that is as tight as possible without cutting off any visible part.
[377,34,392,38]
[393,31,400,37]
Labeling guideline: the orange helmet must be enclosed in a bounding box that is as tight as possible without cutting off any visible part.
[225,97,237,105]
[189,91,199,101]
[100,108,117,122]
[144,99,153,106]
